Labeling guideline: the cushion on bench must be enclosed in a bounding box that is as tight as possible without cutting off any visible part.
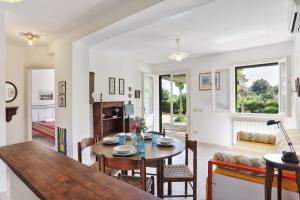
[237,131,276,144]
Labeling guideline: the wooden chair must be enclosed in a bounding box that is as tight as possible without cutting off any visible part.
[77,137,114,175]
[163,134,197,200]
[100,155,154,194]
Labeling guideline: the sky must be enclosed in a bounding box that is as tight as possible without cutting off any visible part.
[241,64,280,87]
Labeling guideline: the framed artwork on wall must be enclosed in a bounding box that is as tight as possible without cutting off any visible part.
[58,94,66,107]
[39,90,53,100]
[135,90,141,98]
[58,81,66,94]
[109,77,116,94]
[119,78,125,95]
[199,72,220,90]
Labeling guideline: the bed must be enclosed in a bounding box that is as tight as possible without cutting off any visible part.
[32,105,55,140]
[32,120,55,140]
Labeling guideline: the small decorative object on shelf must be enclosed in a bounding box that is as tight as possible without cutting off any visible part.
[267,120,299,163]
[130,116,148,147]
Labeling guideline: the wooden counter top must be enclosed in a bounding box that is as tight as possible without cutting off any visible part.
[0,142,160,200]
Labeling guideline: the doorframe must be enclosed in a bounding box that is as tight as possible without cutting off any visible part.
[26,66,55,142]
[142,73,156,131]
[157,70,191,134]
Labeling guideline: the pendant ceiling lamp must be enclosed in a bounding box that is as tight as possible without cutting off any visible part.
[169,38,189,62]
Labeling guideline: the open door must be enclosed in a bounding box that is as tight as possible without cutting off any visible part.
[143,74,155,131]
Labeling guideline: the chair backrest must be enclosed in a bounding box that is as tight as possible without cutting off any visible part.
[185,134,197,180]
[77,137,97,163]
[100,156,147,191]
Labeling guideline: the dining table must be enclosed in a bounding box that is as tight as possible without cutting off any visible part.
[92,136,185,198]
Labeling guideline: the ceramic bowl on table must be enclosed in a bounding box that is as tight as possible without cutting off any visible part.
[143,132,152,140]
[112,145,137,156]
[157,137,174,146]
[103,136,119,144]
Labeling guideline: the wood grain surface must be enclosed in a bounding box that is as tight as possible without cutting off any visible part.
[0,142,160,200]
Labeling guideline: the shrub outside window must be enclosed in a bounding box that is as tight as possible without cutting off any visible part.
[235,63,281,114]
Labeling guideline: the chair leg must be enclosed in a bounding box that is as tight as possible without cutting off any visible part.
[167,182,172,196]
[193,181,197,200]
[185,181,188,196]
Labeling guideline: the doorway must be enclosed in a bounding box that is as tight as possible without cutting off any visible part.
[159,73,188,135]
[29,69,55,149]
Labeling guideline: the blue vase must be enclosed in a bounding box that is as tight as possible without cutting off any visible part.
[134,130,143,146]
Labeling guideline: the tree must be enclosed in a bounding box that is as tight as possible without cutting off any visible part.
[161,89,170,113]
[174,81,185,115]
[250,79,271,96]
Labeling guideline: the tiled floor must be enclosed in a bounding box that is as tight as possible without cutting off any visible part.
[0,142,229,200]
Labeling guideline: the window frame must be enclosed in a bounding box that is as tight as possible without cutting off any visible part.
[234,62,280,115]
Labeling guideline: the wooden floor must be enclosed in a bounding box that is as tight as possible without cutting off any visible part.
[0,142,230,200]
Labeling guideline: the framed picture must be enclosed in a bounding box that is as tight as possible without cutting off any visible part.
[58,94,66,107]
[39,90,53,100]
[135,90,141,98]
[58,81,66,94]
[109,77,116,94]
[199,72,220,90]
[119,78,125,95]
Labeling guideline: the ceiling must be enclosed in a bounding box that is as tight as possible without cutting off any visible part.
[91,0,293,64]
[0,0,123,45]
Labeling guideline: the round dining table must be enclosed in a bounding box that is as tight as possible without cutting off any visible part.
[92,137,185,198]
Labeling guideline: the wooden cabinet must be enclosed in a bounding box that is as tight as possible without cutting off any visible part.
[93,101,125,139]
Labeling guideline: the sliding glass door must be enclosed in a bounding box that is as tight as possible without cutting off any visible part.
[159,73,188,135]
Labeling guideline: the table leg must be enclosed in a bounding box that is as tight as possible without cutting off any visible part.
[296,169,300,199]
[265,162,274,200]
[277,169,282,200]
[157,160,164,198]
[168,158,172,196]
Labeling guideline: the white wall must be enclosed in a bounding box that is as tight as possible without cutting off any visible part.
[31,69,54,106]
[89,50,151,117]
[6,44,54,145]
[0,8,7,193]
[50,0,162,158]
[152,42,297,146]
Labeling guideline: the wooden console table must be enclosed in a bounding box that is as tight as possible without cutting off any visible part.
[6,106,18,122]
[264,154,300,200]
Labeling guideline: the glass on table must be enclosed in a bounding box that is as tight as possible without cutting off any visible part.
[151,133,158,144]
[118,133,126,145]
[138,140,146,153]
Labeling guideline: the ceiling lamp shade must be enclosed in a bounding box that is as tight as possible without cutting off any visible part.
[169,38,189,62]
[0,0,22,3]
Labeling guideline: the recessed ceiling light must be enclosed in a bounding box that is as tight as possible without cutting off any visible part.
[0,0,23,3]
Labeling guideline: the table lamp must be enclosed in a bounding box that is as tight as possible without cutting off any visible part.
[267,120,299,164]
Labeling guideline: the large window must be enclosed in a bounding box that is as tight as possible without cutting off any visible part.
[235,63,280,114]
